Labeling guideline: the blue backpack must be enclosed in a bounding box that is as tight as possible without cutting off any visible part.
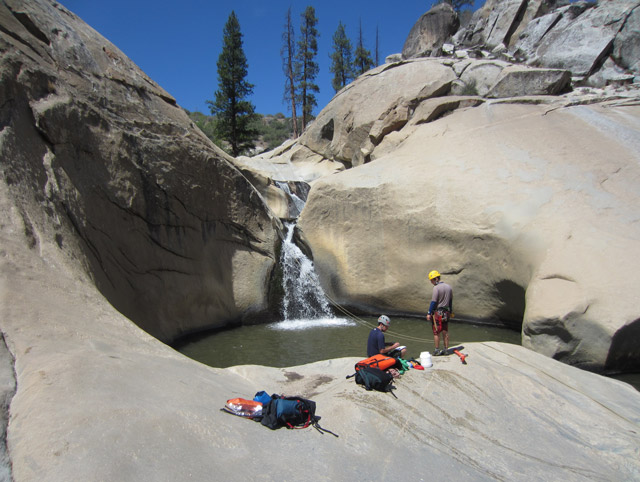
[259,395,338,436]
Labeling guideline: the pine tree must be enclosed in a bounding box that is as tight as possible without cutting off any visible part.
[353,19,374,76]
[281,7,299,138]
[207,11,257,156]
[296,6,320,130]
[329,21,354,92]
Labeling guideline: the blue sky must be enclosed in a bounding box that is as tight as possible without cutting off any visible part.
[62,1,483,115]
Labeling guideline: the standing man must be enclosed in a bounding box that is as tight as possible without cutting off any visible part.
[426,270,453,356]
[367,315,407,358]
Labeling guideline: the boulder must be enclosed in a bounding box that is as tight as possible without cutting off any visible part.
[298,99,640,372]
[531,1,638,77]
[453,0,548,49]
[0,0,280,342]
[585,57,636,88]
[406,96,485,127]
[511,10,565,62]
[486,65,571,97]
[385,53,403,63]
[402,3,459,59]
[457,59,511,96]
[269,54,632,180]
[368,100,412,145]
[509,3,592,63]
[483,0,532,49]
[612,5,640,73]
[456,1,584,53]
[244,140,346,185]
[453,0,640,89]
[297,59,457,168]
[507,0,562,49]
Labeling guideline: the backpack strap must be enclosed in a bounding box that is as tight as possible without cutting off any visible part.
[286,411,311,429]
[312,418,339,437]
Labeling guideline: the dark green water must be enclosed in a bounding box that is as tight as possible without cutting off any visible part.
[176,316,522,368]
[610,373,640,391]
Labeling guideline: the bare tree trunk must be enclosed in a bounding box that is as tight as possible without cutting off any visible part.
[282,7,299,138]
[375,25,380,66]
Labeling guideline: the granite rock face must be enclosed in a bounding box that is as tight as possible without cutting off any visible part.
[295,67,640,371]
[527,1,639,78]
[1,219,638,480]
[402,2,460,58]
[410,0,640,88]
[0,0,281,342]
[259,57,571,179]
[0,1,639,479]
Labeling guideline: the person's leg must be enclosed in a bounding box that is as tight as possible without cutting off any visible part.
[433,314,442,355]
[442,315,450,353]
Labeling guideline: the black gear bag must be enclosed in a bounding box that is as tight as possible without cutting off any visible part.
[348,366,397,397]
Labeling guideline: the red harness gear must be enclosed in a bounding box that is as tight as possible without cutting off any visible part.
[432,309,450,335]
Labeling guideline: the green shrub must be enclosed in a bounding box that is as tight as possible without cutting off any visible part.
[460,78,478,96]
[187,110,303,154]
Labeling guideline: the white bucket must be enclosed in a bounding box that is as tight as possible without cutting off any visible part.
[420,351,433,368]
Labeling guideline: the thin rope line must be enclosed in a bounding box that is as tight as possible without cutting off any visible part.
[279,221,463,347]
[278,234,438,343]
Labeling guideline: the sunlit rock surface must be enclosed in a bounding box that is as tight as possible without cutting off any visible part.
[1,220,638,480]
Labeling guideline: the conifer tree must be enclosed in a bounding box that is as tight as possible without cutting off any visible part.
[353,19,374,76]
[281,7,299,138]
[208,11,256,156]
[296,6,320,130]
[441,0,474,12]
[329,21,354,92]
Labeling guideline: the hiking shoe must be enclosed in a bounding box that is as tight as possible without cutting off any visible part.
[442,348,449,356]
[434,348,443,356]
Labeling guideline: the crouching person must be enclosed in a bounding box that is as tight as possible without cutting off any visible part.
[367,315,407,358]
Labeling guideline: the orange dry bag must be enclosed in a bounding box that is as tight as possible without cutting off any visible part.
[223,398,263,418]
[355,354,398,371]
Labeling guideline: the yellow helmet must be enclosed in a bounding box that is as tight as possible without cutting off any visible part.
[428,270,441,280]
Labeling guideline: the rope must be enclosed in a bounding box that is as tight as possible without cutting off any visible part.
[278,233,435,344]
[277,207,459,347]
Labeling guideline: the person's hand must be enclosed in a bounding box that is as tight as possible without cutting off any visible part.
[426,314,432,321]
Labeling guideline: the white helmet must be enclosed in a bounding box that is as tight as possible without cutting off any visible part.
[378,315,391,326]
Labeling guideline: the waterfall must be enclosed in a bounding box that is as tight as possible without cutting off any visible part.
[280,223,333,320]
[274,181,308,218]
[275,223,352,330]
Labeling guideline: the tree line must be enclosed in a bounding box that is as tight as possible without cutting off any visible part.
[208,2,474,156]
[206,7,380,156]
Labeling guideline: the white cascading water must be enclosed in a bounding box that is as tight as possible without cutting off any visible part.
[274,181,306,218]
[274,223,352,330]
